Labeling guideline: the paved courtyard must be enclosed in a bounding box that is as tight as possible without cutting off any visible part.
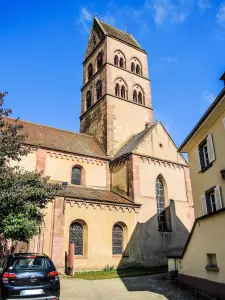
[60,273,212,300]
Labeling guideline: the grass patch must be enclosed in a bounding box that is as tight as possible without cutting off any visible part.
[65,266,167,280]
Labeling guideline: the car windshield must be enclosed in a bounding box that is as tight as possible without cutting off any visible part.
[10,256,52,270]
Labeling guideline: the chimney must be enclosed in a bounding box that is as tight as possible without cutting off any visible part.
[145,122,151,130]
[219,71,225,86]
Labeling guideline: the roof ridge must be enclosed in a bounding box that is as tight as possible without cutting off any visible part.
[99,19,131,36]
[132,122,157,152]
[6,117,94,139]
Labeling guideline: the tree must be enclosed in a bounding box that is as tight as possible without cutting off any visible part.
[0,92,60,243]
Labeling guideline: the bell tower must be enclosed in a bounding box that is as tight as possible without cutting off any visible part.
[80,17,153,156]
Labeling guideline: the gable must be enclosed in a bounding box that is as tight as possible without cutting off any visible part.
[84,18,106,60]
[133,122,187,165]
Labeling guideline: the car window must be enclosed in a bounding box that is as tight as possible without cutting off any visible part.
[10,257,53,270]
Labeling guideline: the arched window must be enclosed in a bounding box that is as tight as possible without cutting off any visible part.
[138,92,143,104]
[114,55,118,66]
[88,64,93,80]
[156,178,167,231]
[121,85,126,99]
[133,90,137,103]
[69,222,83,255]
[131,62,135,72]
[71,167,81,185]
[97,52,103,70]
[96,80,102,100]
[115,83,120,97]
[86,91,92,110]
[136,64,140,75]
[119,57,124,68]
[112,224,123,255]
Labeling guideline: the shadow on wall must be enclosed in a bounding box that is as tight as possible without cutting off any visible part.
[117,200,189,285]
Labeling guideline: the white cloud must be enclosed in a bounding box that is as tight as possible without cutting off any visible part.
[216,2,225,27]
[201,90,215,113]
[197,0,211,10]
[77,7,93,33]
[160,56,179,63]
[145,0,194,25]
[81,7,92,21]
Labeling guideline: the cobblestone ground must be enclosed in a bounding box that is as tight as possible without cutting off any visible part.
[60,273,213,300]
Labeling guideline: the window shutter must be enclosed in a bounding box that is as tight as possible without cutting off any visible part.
[201,195,207,215]
[207,134,215,163]
[195,148,201,171]
[215,186,223,210]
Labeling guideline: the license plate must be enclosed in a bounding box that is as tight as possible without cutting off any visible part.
[21,289,44,295]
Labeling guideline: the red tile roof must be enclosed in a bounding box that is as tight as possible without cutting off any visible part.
[6,118,108,159]
[57,185,139,206]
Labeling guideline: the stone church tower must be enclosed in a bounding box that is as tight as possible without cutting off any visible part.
[7,17,195,273]
[80,17,153,156]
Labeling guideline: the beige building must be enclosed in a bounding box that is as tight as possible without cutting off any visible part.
[9,17,194,273]
[177,73,225,299]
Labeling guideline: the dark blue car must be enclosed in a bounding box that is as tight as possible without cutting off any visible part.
[0,253,60,300]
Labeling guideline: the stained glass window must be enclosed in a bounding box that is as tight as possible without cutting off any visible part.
[112,224,123,255]
[69,222,83,255]
[156,178,167,231]
[71,167,81,185]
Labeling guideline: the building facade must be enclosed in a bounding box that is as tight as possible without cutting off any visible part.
[177,73,225,299]
[9,17,194,273]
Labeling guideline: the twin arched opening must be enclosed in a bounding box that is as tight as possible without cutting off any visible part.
[115,78,127,99]
[133,85,144,105]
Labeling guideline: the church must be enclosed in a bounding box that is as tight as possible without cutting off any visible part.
[12,17,194,272]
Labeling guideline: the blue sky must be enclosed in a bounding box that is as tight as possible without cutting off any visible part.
[0,0,224,147]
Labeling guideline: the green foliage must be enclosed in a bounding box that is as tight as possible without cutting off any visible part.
[0,92,60,243]
[102,265,115,272]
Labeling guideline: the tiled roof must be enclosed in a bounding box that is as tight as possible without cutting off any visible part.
[98,19,143,50]
[6,118,108,159]
[57,185,139,206]
[114,123,155,159]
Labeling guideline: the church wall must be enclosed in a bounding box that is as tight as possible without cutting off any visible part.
[80,99,107,151]
[45,153,108,189]
[111,160,128,195]
[64,202,141,271]
[107,96,153,154]
[134,156,194,266]
[135,122,187,165]
[106,37,149,79]
[10,150,37,171]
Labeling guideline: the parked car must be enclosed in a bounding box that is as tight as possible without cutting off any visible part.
[0,253,60,300]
